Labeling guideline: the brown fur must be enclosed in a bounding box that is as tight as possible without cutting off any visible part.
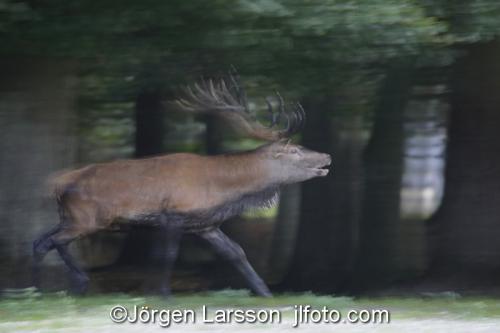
[49,149,274,237]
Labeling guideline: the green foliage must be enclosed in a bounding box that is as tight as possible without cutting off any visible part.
[3,1,500,160]
[3,0,499,93]
[422,1,500,42]
[3,1,499,62]
[0,0,37,32]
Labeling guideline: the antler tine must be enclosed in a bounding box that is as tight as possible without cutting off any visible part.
[264,91,285,130]
[281,108,292,137]
[278,101,306,137]
[292,102,306,133]
[287,104,300,135]
[186,85,205,107]
[289,104,303,135]
[207,78,221,103]
[265,97,280,127]
[292,103,306,134]
[262,93,306,137]
[193,82,211,104]
[218,79,239,107]
[228,66,250,114]
[275,91,285,117]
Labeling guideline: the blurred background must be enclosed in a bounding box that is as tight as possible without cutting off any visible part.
[1,0,500,297]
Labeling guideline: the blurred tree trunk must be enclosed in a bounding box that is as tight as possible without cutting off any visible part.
[281,96,366,292]
[135,90,165,157]
[204,114,223,154]
[267,184,301,284]
[428,41,500,280]
[117,90,167,268]
[352,62,415,290]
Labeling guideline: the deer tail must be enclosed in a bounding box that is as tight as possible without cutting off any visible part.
[46,165,93,200]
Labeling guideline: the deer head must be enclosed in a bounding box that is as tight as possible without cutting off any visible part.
[174,69,332,183]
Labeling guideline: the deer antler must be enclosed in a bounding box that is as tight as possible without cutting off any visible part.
[174,68,305,141]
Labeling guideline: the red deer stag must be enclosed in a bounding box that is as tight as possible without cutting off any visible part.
[33,71,332,297]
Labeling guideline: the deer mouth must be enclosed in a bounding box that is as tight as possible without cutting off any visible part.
[309,159,331,176]
[311,166,330,176]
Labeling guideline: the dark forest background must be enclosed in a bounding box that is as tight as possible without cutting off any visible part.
[1,0,500,296]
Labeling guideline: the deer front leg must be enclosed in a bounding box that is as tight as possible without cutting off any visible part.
[198,228,272,297]
[159,214,183,297]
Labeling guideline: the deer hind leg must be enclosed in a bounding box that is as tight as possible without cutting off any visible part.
[32,224,88,294]
[50,199,97,294]
[49,226,89,294]
[33,199,91,294]
[32,224,62,288]
[32,201,72,288]
[198,228,272,297]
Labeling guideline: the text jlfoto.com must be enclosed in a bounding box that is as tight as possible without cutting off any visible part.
[109,304,390,327]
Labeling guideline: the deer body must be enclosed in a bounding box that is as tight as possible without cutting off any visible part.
[54,150,282,233]
[33,71,331,297]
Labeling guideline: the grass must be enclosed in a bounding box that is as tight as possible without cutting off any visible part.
[1,288,500,324]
